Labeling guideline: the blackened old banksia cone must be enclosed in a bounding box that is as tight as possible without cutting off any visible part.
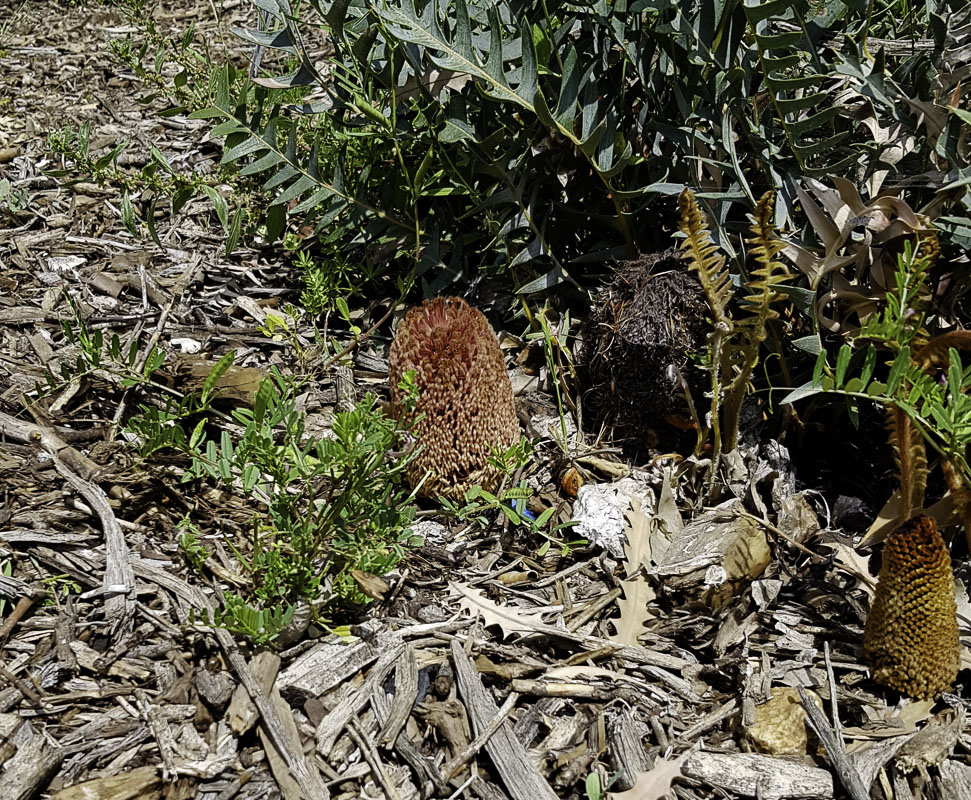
[863,515,960,699]
[389,297,519,500]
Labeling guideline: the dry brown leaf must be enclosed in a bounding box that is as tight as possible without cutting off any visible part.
[819,538,876,599]
[450,582,552,640]
[609,501,656,647]
[610,753,686,800]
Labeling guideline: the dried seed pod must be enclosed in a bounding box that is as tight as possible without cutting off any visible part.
[862,515,960,699]
[389,297,519,500]
[577,249,709,457]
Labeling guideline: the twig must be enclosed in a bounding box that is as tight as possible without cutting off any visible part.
[798,686,870,800]
[451,640,558,800]
[322,302,398,371]
[824,641,844,750]
[0,663,43,707]
[129,558,330,799]
[0,595,41,641]
[738,510,878,591]
[51,450,136,638]
[566,587,621,632]
[441,691,518,782]
[0,409,138,637]
[348,719,400,800]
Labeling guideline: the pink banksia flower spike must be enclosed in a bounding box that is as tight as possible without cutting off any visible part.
[388,297,519,500]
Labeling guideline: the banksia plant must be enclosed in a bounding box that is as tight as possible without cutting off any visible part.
[388,297,519,500]
[863,515,960,699]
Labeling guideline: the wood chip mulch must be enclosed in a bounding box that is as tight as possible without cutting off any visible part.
[2,3,971,799]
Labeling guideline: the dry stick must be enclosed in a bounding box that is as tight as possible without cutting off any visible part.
[130,558,329,799]
[136,687,179,782]
[0,411,138,638]
[347,719,400,800]
[322,302,398,371]
[51,450,136,638]
[0,410,101,479]
[441,691,518,782]
[798,686,869,800]
[0,595,41,640]
[566,587,622,632]
[823,641,845,750]
[0,663,43,707]
[738,510,878,592]
[451,640,558,800]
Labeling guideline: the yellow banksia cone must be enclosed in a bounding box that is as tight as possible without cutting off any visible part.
[863,515,960,699]
[389,297,519,500]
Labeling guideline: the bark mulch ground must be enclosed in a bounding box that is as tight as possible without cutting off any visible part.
[2,2,971,799]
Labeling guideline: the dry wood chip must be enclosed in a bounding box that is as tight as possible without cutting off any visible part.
[451,640,558,800]
[0,724,64,800]
[68,641,151,681]
[48,765,161,800]
[227,651,280,736]
[315,637,405,756]
[0,307,48,325]
[377,644,418,749]
[682,752,834,800]
[278,625,404,700]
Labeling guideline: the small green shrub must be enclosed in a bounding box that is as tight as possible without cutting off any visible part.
[175,0,971,296]
[784,240,971,486]
[129,364,421,644]
[45,305,420,645]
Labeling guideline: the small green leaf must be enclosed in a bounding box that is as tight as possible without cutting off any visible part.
[500,504,522,524]
[780,381,824,404]
[835,344,851,386]
[202,350,235,403]
[201,185,230,231]
[860,344,877,386]
[535,507,555,527]
[189,418,208,449]
[887,347,911,395]
[792,335,821,355]
[812,349,826,386]
[120,191,139,237]
[225,206,244,256]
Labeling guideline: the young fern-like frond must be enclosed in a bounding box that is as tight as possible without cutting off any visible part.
[916,331,971,372]
[738,190,792,341]
[677,189,732,328]
[887,406,927,520]
[721,191,792,450]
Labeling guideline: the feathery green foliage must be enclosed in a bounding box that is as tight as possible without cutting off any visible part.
[784,241,971,487]
[678,189,792,476]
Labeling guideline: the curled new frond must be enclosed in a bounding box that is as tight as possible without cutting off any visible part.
[678,189,732,328]
[915,331,971,372]
[739,191,792,339]
[887,406,927,519]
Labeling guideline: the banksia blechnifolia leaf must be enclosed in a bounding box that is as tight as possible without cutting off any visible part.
[863,515,960,699]
[389,297,519,500]
[678,188,732,329]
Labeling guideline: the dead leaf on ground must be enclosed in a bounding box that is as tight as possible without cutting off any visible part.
[610,753,687,800]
